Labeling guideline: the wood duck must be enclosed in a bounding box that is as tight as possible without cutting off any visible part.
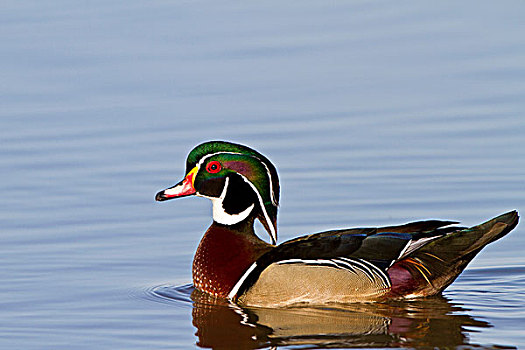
[155,141,519,307]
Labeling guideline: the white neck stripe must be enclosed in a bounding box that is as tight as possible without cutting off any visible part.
[236,173,277,245]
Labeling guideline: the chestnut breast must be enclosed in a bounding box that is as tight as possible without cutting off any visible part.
[192,223,272,297]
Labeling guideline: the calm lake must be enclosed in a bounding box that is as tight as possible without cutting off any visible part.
[2,1,525,349]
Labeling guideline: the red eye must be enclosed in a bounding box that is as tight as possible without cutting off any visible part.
[206,161,222,174]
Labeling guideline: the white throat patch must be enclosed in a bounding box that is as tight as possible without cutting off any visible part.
[209,177,255,225]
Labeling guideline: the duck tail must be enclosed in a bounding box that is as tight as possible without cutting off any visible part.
[387,211,519,298]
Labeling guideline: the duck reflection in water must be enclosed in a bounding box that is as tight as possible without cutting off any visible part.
[188,287,492,349]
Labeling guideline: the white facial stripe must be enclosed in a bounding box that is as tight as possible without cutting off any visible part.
[196,151,242,167]
[207,176,255,226]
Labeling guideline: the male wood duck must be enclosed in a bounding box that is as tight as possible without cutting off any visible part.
[155,141,519,307]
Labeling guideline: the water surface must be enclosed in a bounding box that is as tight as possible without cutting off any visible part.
[1,1,525,349]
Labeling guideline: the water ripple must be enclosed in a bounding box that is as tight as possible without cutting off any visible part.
[143,283,194,306]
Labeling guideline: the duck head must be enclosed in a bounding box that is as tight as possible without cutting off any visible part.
[156,141,280,245]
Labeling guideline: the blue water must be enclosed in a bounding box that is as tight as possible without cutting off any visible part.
[2,1,525,348]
